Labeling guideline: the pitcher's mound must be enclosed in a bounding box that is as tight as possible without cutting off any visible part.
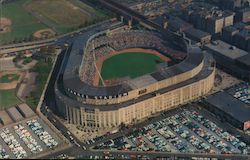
[33,28,56,39]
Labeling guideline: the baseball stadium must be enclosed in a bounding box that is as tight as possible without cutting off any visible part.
[55,20,216,130]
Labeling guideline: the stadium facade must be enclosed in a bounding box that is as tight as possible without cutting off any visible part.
[55,20,216,130]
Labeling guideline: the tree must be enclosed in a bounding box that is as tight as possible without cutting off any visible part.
[119,122,126,131]
[47,45,56,55]
[40,46,48,54]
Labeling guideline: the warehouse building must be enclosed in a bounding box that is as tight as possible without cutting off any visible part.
[0,104,36,126]
[204,91,250,130]
[204,40,250,81]
[184,28,211,44]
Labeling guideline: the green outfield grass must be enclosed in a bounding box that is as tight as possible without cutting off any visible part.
[101,52,163,80]
[24,0,107,34]
[0,89,21,109]
[0,74,19,83]
[0,0,110,44]
[0,0,47,44]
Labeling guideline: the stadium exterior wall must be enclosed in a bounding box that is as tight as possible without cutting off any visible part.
[59,63,215,129]
[72,60,204,106]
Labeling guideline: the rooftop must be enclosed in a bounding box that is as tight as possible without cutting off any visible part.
[168,16,193,31]
[205,91,250,123]
[186,2,234,19]
[0,110,13,126]
[204,40,248,60]
[6,107,24,122]
[236,29,250,39]
[184,28,211,39]
[17,103,36,118]
[236,54,250,68]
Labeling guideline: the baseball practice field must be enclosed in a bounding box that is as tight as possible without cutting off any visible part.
[0,0,108,44]
[0,0,46,44]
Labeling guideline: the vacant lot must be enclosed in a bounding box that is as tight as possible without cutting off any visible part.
[0,89,21,109]
[25,0,100,33]
[0,0,46,44]
[101,52,164,80]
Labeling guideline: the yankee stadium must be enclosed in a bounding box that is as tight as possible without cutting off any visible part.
[54,20,215,130]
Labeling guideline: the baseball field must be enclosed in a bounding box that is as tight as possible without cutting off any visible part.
[24,0,106,34]
[0,0,47,44]
[101,52,164,80]
[0,0,109,44]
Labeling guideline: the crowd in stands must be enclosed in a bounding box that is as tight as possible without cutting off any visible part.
[79,30,186,85]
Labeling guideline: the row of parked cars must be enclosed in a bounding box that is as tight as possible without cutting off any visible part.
[0,128,27,159]
[163,116,215,153]
[168,112,237,154]
[184,110,249,154]
[145,123,195,153]
[231,82,250,105]
[0,145,9,159]
[157,126,189,152]
[27,119,58,149]
[93,108,250,155]
[127,130,157,152]
[142,127,174,152]
[14,124,43,154]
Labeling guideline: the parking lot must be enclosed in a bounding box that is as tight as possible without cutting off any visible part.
[93,107,250,155]
[227,82,250,105]
[0,117,61,158]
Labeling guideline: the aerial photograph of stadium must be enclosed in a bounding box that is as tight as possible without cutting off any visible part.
[0,0,250,159]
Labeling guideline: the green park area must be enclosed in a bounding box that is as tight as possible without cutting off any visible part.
[26,58,53,110]
[0,89,21,109]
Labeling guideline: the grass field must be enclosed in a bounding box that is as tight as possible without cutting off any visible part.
[26,58,53,110]
[0,89,21,109]
[0,0,47,44]
[24,0,107,34]
[101,52,164,80]
[0,74,19,83]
